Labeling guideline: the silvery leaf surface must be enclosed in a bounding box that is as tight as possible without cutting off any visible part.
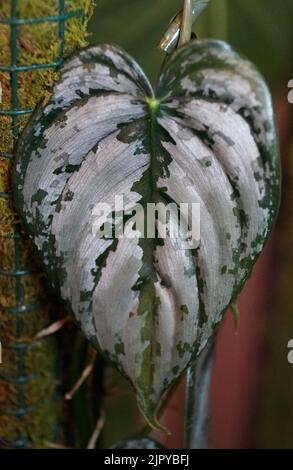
[14,40,280,429]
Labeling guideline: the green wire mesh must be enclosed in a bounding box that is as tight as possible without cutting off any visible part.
[0,0,86,449]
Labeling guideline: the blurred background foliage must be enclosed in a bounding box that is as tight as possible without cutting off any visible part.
[89,0,293,89]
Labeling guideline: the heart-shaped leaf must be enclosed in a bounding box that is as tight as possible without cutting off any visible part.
[14,40,280,430]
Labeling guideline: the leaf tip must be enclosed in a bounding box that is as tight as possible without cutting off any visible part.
[137,396,170,434]
[231,301,240,332]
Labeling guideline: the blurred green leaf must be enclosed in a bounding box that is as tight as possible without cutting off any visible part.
[89,0,293,87]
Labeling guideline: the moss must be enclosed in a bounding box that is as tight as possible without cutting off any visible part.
[0,0,94,449]
[0,158,11,193]
[0,237,16,270]
[0,199,19,237]
[0,275,17,306]
[0,339,61,448]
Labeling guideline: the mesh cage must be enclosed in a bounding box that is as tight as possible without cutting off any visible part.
[0,0,89,449]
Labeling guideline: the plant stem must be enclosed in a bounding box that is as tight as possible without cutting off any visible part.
[179,0,193,47]
[185,340,215,449]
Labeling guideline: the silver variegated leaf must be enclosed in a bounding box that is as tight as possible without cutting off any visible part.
[14,40,280,429]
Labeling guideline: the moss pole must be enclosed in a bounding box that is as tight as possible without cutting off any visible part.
[0,0,94,448]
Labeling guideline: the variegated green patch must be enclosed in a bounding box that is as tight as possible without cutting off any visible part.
[14,40,280,430]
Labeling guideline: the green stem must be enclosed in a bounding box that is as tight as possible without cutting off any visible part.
[185,340,215,449]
